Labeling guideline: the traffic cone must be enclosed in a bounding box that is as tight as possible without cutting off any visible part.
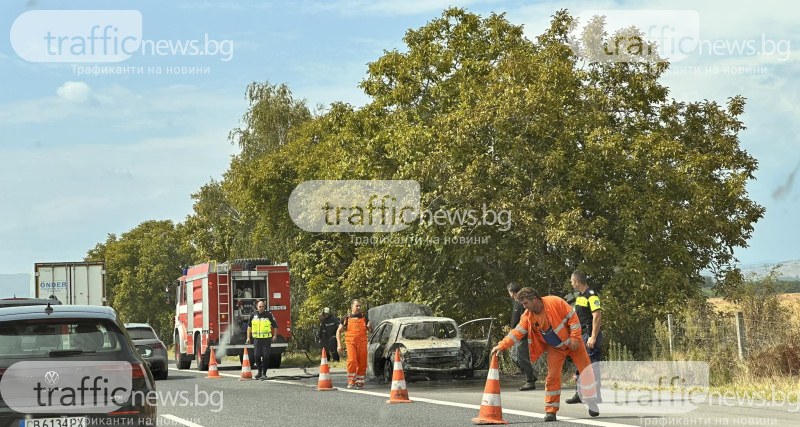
[239,347,253,381]
[207,347,221,379]
[472,354,508,425]
[317,347,337,391]
[386,348,412,404]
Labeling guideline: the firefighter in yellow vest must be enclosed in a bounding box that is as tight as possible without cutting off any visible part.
[336,299,372,389]
[246,299,278,380]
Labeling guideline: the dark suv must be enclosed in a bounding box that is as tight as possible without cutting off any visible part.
[0,304,157,426]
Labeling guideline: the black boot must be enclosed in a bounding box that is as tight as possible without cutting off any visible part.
[587,399,600,417]
[543,412,557,422]
[518,382,536,391]
[565,392,581,404]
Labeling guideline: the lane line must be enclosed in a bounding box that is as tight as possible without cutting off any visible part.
[160,414,205,427]
[169,367,634,426]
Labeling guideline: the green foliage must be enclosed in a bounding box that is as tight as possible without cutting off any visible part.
[85,221,194,342]
[86,9,764,355]
[606,340,634,362]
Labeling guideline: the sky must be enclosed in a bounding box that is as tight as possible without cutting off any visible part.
[0,0,798,275]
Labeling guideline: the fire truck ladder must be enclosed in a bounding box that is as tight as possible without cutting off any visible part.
[215,261,230,339]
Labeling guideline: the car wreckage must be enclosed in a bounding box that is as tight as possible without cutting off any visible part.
[365,303,493,381]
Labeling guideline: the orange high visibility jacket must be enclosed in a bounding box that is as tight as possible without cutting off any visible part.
[498,295,582,361]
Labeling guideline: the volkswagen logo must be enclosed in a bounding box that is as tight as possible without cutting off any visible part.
[44,371,59,386]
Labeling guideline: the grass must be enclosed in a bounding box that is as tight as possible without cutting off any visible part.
[662,293,800,400]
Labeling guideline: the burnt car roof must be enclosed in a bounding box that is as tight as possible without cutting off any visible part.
[0,304,116,321]
[381,316,457,324]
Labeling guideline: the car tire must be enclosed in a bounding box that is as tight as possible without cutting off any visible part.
[383,358,393,383]
[154,369,168,380]
[456,369,475,379]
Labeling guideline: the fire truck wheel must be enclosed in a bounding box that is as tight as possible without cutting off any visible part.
[268,352,282,369]
[174,336,191,370]
[195,341,209,371]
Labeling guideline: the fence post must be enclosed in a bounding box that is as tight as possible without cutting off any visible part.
[667,313,674,357]
[735,311,747,360]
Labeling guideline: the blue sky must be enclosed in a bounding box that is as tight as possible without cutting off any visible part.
[0,0,797,274]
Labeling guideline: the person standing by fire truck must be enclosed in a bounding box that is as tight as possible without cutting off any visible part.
[246,299,278,380]
[337,299,372,389]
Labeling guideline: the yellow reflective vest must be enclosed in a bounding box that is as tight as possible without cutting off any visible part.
[251,312,275,339]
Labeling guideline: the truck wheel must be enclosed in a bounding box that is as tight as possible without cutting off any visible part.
[268,352,282,369]
[195,341,209,371]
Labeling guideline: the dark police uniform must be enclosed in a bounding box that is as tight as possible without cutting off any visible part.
[250,309,278,379]
[575,288,602,361]
[570,287,603,402]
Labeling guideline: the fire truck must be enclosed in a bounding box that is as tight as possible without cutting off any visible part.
[173,259,291,371]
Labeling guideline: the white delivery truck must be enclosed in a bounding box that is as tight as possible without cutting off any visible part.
[31,261,106,305]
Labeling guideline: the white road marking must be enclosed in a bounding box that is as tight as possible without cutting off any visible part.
[168,367,631,426]
[160,414,205,427]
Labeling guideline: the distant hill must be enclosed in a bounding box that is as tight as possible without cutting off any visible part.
[738,260,800,280]
[0,273,31,298]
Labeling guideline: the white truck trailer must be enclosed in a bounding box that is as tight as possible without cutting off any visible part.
[31,261,106,305]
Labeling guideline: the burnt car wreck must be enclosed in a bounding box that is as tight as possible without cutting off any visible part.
[366,310,493,381]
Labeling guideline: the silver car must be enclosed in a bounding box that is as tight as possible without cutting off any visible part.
[125,322,169,380]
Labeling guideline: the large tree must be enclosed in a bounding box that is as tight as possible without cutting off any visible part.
[86,220,193,340]
[97,9,763,355]
[246,9,763,351]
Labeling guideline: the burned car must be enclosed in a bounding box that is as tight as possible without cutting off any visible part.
[367,316,493,381]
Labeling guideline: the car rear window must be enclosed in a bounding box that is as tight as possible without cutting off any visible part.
[401,321,458,340]
[0,319,125,357]
[126,327,157,340]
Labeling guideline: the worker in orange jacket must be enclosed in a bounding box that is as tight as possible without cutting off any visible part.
[337,299,372,389]
[491,287,599,422]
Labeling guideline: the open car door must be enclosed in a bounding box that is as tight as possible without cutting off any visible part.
[458,317,493,370]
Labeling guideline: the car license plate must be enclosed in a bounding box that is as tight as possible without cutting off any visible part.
[21,417,87,427]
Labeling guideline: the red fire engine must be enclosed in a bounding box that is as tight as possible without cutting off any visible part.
[173,259,291,371]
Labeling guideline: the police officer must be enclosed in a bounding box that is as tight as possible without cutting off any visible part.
[566,270,603,404]
[246,299,278,380]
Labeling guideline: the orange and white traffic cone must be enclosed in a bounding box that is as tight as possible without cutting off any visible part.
[239,347,253,381]
[386,348,412,404]
[317,347,337,391]
[472,354,508,425]
[207,347,221,379]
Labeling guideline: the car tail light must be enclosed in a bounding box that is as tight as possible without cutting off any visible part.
[110,409,141,416]
[131,362,146,379]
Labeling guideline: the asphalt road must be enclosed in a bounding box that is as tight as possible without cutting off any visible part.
[155,362,796,427]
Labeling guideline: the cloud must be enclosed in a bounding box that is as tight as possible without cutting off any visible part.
[0,132,239,271]
[56,81,91,103]
[0,83,243,128]
[302,0,484,16]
